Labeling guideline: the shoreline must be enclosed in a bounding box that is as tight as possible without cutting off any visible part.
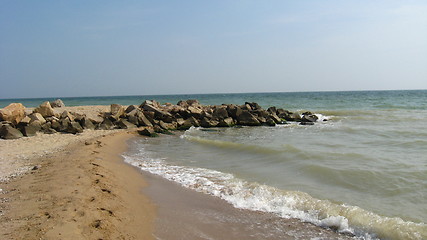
[0,127,356,240]
[0,130,155,239]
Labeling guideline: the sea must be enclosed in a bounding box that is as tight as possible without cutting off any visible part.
[1,90,426,239]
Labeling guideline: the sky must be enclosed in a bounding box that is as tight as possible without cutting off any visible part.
[1,0,426,98]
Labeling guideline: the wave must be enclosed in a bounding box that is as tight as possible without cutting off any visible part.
[123,151,427,240]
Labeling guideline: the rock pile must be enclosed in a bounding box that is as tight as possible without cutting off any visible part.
[0,99,322,139]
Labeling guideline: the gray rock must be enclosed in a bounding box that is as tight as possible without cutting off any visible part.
[22,121,42,137]
[136,111,154,127]
[125,105,138,114]
[159,120,177,130]
[116,119,136,129]
[301,113,318,123]
[0,124,23,139]
[212,107,229,120]
[97,119,114,130]
[51,99,65,108]
[67,122,83,134]
[227,105,243,119]
[200,117,219,128]
[138,127,158,137]
[217,117,235,127]
[80,117,96,130]
[236,110,261,126]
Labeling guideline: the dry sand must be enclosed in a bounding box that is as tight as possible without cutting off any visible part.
[0,130,155,239]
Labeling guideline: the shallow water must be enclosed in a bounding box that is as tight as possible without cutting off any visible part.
[122,90,427,240]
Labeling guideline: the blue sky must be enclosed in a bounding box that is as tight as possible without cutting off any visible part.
[1,0,426,98]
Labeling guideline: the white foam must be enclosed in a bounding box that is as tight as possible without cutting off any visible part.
[123,147,426,240]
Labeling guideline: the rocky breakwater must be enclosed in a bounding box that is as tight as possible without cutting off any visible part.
[0,99,323,140]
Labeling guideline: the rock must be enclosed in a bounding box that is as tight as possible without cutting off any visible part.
[125,105,138,114]
[67,122,83,134]
[141,102,173,122]
[245,102,262,110]
[267,107,277,114]
[97,119,114,130]
[268,112,282,123]
[28,113,46,124]
[135,111,152,127]
[19,116,32,125]
[22,121,42,137]
[159,120,177,130]
[200,117,219,128]
[50,119,61,130]
[138,127,157,137]
[265,117,276,126]
[43,128,57,134]
[34,101,55,118]
[276,109,294,120]
[110,104,125,120]
[188,106,203,119]
[236,110,261,126]
[217,117,235,127]
[60,110,75,121]
[0,124,23,139]
[301,113,318,123]
[212,107,229,120]
[177,99,200,108]
[41,122,52,131]
[59,118,71,132]
[80,117,96,130]
[0,103,26,125]
[116,119,136,129]
[227,105,243,119]
[50,99,65,108]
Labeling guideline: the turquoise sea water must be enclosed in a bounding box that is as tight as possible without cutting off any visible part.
[2,90,427,239]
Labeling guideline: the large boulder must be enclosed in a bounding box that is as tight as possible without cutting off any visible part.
[80,117,96,130]
[67,122,83,134]
[200,117,219,128]
[301,112,318,123]
[212,107,229,120]
[97,118,115,130]
[141,102,174,122]
[0,124,23,139]
[236,110,261,126]
[110,104,125,120]
[217,117,235,127]
[227,105,243,119]
[0,103,26,125]
[34,101,55,118]
[188,106,203,119]
[21,121,42,137]
[116,119,136,129]
[28,113,46,124]
[50,99,65,108]
[245,102,262,111]
[135,111,153,127]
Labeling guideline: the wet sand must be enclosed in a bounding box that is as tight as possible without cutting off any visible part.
[143,170,354,240]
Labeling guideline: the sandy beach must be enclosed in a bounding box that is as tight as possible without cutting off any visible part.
[0,130,155,239]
